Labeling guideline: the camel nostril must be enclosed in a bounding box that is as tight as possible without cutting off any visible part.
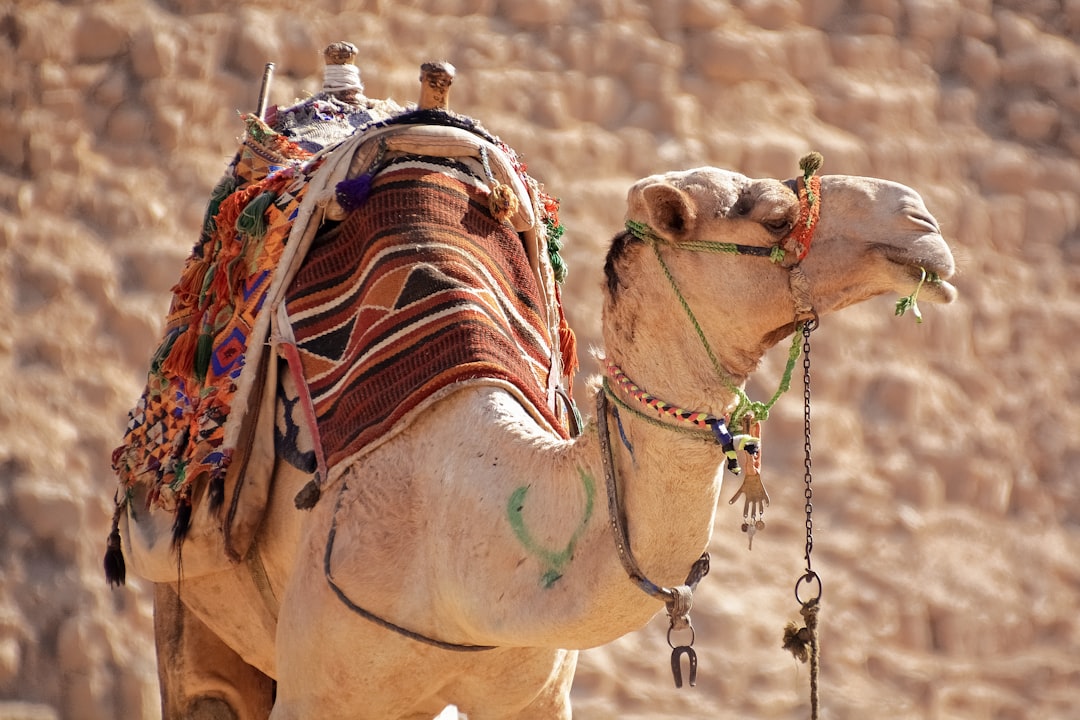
[908,214,940,234]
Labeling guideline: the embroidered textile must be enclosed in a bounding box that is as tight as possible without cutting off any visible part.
[111,118,320,512]
[285,158,569,478]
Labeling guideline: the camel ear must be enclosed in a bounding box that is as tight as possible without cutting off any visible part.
[638,183,697,242]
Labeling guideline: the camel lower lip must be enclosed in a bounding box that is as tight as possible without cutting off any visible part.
[889,259,957,303]
[923,277,958,302]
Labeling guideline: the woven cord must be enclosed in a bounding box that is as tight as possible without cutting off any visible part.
[649,242,801,426]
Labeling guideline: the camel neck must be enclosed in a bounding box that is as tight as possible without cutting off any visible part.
[594,381,730,589]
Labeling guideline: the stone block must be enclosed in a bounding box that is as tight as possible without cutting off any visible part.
[831,34,901,69]
[904,0,962,43]
[11,478,81,558]
[106,104,150,145]
[959,7,996,40]
[73,9,129,63]
[740,133,810,178]
[984,193,1026,254]
[683,0,736,27]
[939,86,978,124]
[957,37,999,89]
[1024,190,1075,248]
[277,21,319,79]
[976,145,1036,194]
[783,28,833,84]
[130,27,176,80]
[692,29,785,84]
[226,10,283,79]
[738,0,801,30]
[496,0,570,26]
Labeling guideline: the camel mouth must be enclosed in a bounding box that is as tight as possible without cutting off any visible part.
[898,262,957,304]
[875,240,957,305]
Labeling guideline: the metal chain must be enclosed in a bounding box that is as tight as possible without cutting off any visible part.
[795,318,821,720]
[801,320,815,579]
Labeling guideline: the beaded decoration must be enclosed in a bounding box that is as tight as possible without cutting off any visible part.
[603,358,758,474]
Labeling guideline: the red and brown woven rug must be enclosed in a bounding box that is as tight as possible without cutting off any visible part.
[284,157,569,478]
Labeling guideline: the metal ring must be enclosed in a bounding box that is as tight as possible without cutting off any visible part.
[795,571,823,605]
[667,624,696,649]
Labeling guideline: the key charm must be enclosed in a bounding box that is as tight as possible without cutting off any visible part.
[742,519,765,550]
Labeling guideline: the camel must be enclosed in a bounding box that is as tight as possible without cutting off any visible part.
[119,141,956,718]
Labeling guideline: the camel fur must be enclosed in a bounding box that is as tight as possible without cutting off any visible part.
[134,165,956,719]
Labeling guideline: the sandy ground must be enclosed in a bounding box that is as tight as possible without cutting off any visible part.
[1,1,1079,718]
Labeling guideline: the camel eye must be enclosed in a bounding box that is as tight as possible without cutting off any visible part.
[763,217,791,234]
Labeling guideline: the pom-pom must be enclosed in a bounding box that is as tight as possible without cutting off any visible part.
[335,174,374,213]
[488,182,518,222]
[294,479,322,510]
[799,151,824,179]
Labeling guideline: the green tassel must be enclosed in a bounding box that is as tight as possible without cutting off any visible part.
[545,218,568,283]
[149,330,178,375]
[199,256,218,308]
[194,331,214,384]
[203,174,237,236]
[236,191,276,239]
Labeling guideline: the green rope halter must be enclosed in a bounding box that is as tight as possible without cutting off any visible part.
[622,154,824,426]
[625,219,787,263]
[623,220,803,425]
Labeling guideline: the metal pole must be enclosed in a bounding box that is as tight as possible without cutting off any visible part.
[256,62,275,119]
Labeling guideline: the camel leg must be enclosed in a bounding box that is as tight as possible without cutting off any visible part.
[155,583,275,720]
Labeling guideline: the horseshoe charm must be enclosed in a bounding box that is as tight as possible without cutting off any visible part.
[670,645,698,688]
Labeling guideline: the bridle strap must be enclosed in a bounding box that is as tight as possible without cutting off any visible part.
[596,389,710,630]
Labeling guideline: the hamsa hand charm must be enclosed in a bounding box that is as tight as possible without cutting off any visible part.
[729,465,770,521]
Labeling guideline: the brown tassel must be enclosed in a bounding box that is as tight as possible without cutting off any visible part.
[104,499,127,588]
[208,475,225,513]
[172,499,192,549]
[294,479,321,510]
[782,597,820,664]
[488,182,518,223]
[104,498,127,587]
[104,530,126,587]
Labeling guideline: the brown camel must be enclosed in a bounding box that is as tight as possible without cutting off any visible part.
[120,153,955,718]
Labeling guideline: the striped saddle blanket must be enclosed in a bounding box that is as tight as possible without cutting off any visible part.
[285,156,570,481]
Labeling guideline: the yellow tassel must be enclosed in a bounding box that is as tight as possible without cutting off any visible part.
[488,182,518,222]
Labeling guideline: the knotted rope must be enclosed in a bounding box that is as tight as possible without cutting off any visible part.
[783,597,821,719]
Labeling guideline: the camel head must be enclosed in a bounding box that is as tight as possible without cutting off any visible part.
[602,165,956,405]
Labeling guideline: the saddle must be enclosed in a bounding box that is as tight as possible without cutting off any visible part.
[108,91,575,584]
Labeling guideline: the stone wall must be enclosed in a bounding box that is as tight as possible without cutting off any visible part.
[1,1,1078,718]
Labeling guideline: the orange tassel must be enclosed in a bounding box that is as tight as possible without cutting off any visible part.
[559,324,578,384]
[171,257,210,307]
[161,323,200,377]
[553,283,578,391]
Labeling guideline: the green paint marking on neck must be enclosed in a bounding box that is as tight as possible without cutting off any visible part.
[507,468,596,588]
